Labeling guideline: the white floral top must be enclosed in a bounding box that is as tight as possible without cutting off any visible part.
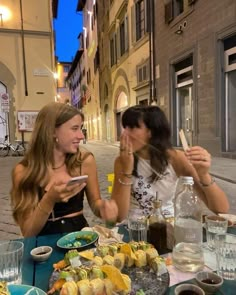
[131,158,178,218]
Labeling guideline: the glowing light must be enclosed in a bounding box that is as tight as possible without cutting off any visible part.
[53,72,59,79]
[0,6,12,24]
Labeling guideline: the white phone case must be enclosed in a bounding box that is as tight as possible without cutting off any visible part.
[67,175,88,186]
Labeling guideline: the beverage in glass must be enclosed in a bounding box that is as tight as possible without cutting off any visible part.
[128,208,147,242]
[0,241,24,284]
[172,242,204,272]
[215,233,236,280]
[205,215,228,250]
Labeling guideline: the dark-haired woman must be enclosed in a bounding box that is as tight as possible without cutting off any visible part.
[11,102,118,237]
[111,105,229,222]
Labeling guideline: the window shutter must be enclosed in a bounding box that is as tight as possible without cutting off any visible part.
[116,27,120,60]
[114,32,117,64]
[131,4,136,44]
[164,1,173,24]
[125,15,129,52]
[144,0,150,33]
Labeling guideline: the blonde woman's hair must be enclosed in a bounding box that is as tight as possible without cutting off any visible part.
[11,102,86,223]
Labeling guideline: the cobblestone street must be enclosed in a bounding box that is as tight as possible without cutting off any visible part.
[0,140,236,241]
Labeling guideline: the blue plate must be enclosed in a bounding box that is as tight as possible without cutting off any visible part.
[56,230,99,249]
[8,284,46,295]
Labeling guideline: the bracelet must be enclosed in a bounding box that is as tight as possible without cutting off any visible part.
[120,171,133,178]
[37,202,51,215]
[199,176,215,187]
[118,178,133,186]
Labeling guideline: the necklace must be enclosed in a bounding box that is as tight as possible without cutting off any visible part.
[52,162,65,170]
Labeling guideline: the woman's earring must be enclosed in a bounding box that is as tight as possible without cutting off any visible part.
[55,138,59,143]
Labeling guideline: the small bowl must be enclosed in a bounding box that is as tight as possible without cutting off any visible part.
[30,246,52,262]
[175,283,205,295]
[195,271,223,294]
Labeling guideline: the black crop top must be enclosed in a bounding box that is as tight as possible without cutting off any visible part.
[38,186,86,219]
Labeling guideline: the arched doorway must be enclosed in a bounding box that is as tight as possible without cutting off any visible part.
[116,91,128,140]
[0,82,8,141]
[104,104,111,142]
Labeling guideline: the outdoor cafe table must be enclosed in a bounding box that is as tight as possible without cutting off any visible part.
[20,225,236,294]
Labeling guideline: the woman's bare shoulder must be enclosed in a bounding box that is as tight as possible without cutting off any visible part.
[12,163,27,183]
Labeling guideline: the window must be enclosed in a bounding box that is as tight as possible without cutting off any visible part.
[110,32,117,67]
[165,0,195,24]
[94,48,100,73]
[131,0,149,43]
[63,66,70,73]
[136,0,145,40]
[120,21,125,56]
[223,35,236,152]
[137,63,148,83]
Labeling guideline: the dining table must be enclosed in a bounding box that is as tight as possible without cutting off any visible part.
[19,224,236,295]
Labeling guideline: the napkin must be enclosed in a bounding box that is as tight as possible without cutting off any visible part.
[82,225,124,245]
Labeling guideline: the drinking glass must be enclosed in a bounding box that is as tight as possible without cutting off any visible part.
[215,233,236,280]
[127,208,148,242]
[0,241,24,284]
[205,215,228,250]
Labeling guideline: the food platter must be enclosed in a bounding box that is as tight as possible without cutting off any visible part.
[56,231,99,249]
[8,284,46,295]
[49,266,169,295]
[49,243,170,295]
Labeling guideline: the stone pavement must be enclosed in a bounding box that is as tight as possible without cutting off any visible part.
[0,140,236,241]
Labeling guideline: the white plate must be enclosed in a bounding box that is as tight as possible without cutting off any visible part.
[218,214,236,225]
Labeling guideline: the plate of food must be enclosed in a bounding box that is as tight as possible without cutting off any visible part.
[57,231,99,250]
[49,241,170,295]
[8,284,47,295]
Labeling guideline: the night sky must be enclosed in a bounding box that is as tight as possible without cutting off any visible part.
[54,0,83,62]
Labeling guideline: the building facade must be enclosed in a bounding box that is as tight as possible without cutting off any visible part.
[154,0,236,157]
[56,61,71,104]
[99,0,151,142]
[76,0,101,140]
[0,0,58,143]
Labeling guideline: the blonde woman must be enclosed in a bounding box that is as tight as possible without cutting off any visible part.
[11,102,118,237]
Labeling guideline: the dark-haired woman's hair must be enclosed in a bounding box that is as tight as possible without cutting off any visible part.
[121,105,172,181]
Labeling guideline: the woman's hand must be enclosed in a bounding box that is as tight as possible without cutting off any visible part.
[185,146,211,179]
[46,181,87,204]
[99,199,118,224]
[119,131,134,174]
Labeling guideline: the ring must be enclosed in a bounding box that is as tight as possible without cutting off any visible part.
[128,151,132,155]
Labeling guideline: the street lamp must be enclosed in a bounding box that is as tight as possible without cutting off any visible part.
[0,5,12,26]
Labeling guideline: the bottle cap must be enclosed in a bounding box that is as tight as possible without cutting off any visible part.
[153,199,162,208]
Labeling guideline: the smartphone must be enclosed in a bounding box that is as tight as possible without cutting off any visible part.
[179,129,189,151]
[67,175,88,186]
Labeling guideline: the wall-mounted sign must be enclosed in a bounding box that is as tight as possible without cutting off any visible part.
[17,111,38,132]
[0,93,10,112]
[33,68,50,76]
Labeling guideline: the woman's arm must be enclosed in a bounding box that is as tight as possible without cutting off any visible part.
[110,133,135,221]
[11,164,54,236]
[82,154,118,222]
[12,164,87,237]
[110,157,133,221]
[170,148,229,214]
